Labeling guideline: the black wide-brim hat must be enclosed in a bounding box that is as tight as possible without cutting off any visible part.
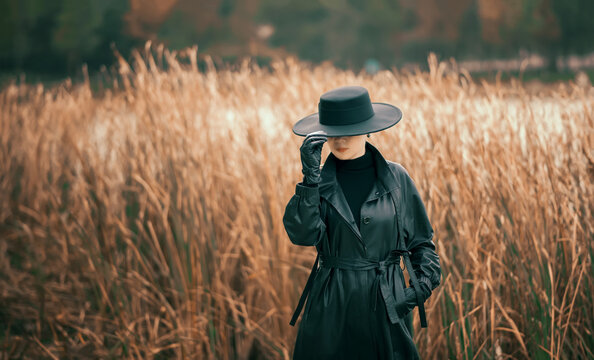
[292,86,402,137]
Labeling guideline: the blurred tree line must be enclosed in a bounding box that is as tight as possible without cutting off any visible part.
[0,0,136,74]
[1,0,593,76]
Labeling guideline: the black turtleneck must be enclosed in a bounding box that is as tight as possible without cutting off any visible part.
[335,147,376,229]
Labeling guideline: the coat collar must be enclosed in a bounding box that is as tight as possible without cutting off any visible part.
[318,142,400,240]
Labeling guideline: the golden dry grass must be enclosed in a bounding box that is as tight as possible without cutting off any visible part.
[1,48,593,359]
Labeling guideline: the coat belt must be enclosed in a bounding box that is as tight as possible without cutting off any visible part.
[290,250,428,327]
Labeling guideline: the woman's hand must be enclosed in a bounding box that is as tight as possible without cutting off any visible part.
[396,288,420,318]
[300,131,327,185]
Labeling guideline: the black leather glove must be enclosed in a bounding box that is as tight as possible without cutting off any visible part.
[300,131,327,185]
[395,282,433,318]
[396,288,418,318]
[418,280,432,300]
[411,277,433,301]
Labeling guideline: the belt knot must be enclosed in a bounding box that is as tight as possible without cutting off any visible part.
[375,260,388,275]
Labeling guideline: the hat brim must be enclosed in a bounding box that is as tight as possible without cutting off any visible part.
[292,103,402,137]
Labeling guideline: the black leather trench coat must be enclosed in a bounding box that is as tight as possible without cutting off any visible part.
[283,142,441,360]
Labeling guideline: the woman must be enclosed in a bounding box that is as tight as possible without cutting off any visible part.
[283,86,441,359]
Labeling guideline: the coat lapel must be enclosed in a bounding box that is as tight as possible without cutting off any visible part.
[318,142,401,242]
[319,156,362,240]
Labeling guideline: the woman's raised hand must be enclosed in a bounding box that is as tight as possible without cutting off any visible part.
[300,131,327,185]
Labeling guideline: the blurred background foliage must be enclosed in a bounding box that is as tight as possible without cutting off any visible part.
[1,0,594,77]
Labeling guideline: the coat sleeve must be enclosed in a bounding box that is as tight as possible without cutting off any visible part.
[282,182,327,246]
[400,168,441,297]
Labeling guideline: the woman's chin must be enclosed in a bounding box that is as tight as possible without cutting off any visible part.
[332,151,349,160]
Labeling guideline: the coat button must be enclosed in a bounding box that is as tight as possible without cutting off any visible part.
[362,217,371,225]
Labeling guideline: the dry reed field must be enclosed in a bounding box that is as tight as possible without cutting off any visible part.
[1,48,593,359]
